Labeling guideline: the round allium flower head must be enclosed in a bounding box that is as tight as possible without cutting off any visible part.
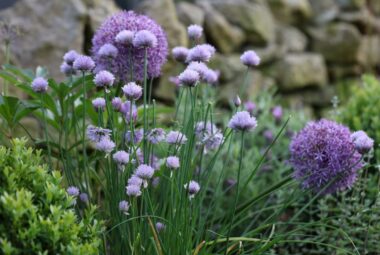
[125,128,143,144]
[351,130,374,154]
[203,68,218,85]
[155,222,166,232]
[98,43,118,58]
[122,82,143,100]
[244,101,256,114]
[87,125,112,142]
[166,156,180,170]
[228,111,258,132]
[120,100,138,123]
[195,122,224,153]
[115,30,134,45]
[126,185,142,197]
[289,119,363,194]
[31,77,48,93]
[67,186,80,197]
[92,11,168,81]
[272,106,283,122]
[240,50,260,67]
[172,46,189,63]
[187,24,203,40]
[166,131,187,145]
[94,70,115,88]
[63,50,79,65]
[73,55,95,72]
[119,200,130,214]
[185,180,200,199]
[92,97,106,111]
[95,138,115,153]
[113,150,130,166]
[112,97,123,111]
[135,164,155,180]
[186,45,212,63]
[79,193,89,203]
[178,69,199,87]
[128,175,143,187]
[187,61,209,78]
[60,62,76,76]
[147,128,166,144]
[133,30,157,48]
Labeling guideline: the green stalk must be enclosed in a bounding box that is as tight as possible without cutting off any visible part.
[41,94,53,170]
[81,72,90,192]
[143,48,148,163]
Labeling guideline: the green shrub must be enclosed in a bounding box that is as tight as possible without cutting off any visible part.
[0,138,103,255]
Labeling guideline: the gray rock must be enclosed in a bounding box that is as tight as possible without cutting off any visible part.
[210,54,246,82]
[85,0,120,31]
[203,7,245,54]
[357,35,380,67]
[337,0,365,10]
[176,2,205,27]
[309,23,361,64]
[268,0,312,24]
[277,26,308,52]
[337,8,380,34]
[275,53,327,90]
[253,43,287,64]
[309,0,340,25]
[329,64,362,80]
[283,86,336,108]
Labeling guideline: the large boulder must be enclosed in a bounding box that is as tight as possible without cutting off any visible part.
[268,0,312,24]
[337,8,380,34]
[277,26,308,52]
[309,23,361,64]
[368,0,380,15]
[275,53,327,90]
[337,0,365,10]
[209,53,246,83]
[176,2,205,27]
[357,35,380,67]
[309,0,340,25]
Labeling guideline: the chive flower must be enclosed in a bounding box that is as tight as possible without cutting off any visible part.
[228,111,258,132]
[122,82,143,100]
[240,50,260,67]
[31,77,48,93]
[351,130,374,154]
[73,55,95,72]
[92,97,106,111]
[94,70,115,88]
[187,24,203,40]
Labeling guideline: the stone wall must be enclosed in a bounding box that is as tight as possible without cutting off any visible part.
[1,0,380,113]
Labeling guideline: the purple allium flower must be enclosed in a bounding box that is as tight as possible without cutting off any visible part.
[86,125,112,142]
[186,45,212,63]
[126,185,142,197]
[98,43,119,59]
[79,193,89,203]
[94,70,115,88]
[92,97,106,111]
[203,68,218,85]
[169,76,181,87]
[92,11,168,81]
[73,55,95,72]
[125,128,143,144]
[351,130,374,154]
[244,101,256,114]
[228,111,258,132]
[240,50,260,67]
[187,24,203,40]
[112,97,123,111]
[166,131,187,145]
[155,222,166,232]
[67,186,80,197]
[119,200,130,214]
[95,138,115,153]
[166,156,180,170]
[233,95,241,107]
[113,150,130,168]
[147,128,166,144]
[133,30,157,48]
[63,50,79,65]
[135,164,155,180]
[31,77,48,93]
[178,69,200,87]
[195,122,224,152]
[120,100,137,123]
[187,61,209,78]
[185,180,200,199]
[272,106,283,122]
[172,46,189,63]
[289,119,363,194]
[115,30,135,46]
[122,82,143,100]
[60,62,76,76]
[128,175,143,187]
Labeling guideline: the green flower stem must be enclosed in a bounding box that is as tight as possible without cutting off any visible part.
[81,72,90,192]
[41,94,53,170]
[143,48,148,164]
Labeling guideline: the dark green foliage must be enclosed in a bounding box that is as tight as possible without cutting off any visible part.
[0,138,103,255]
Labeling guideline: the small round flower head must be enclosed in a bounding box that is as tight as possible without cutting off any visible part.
[73,55,95,72]
[155,222,166,232]
[92,97,106,111]
[126,185,142,197]
[67,186,80,197]
[244,101,256,114]
[187,24,203,40]
[125,128,143,144]
[272,106,283,122]
[115,30,135,46]
[233,95,241,107]
[228,111,258,132]
[240,50,260,67]
[135,164,155,180]
[133,30,157,48]
[172,46,189,63]
[98,43,118,58]
[289,119,363,194]
[187,61,209,78]
[94,70,115,88]
[79,193,89,203]
[186,45,212,63]
[95,138,115,153]
[60,62,76,76]
[178,69,200,87]
[166,156,180,170]
[185,180,200,199]
[166,131,188,145]
[203,68,218,85]
[113,150,130,165]
[128,175,143,187]
[147,128,166,144]
[63,50,79,65]
[201,44,216,55]
[195,122,224,152]
[351,130,374,154]
[122,82,143,100]
[31,77,48,93]
[119,200,130,214]
[120,101,138,123]
[86,125,112,142]
[112,97,123,111]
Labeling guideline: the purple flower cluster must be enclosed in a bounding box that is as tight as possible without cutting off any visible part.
[94,70,115,88]
[73,55,95,72]
[195,122,224,153]
[126,164,155,197]
[119,200,130,214]
[113,150,130,171]
[87,125,115,154]
[147,128,166,144]
[166,156,180,170]
[351,130,374,154]
[61,50,79,76]
[185,180,200,199]
[228,111,258,132]
[289,119,363,194]
[166,131,187,145]
[91,11,168,81]
[31,77,48,93]
[92,97,106,111]
[240,50,260,67]
[122,82,142,100]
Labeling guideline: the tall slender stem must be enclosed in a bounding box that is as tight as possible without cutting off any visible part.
[82,72,90,192]
[41,94,52,170]
[143,48,148,164]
